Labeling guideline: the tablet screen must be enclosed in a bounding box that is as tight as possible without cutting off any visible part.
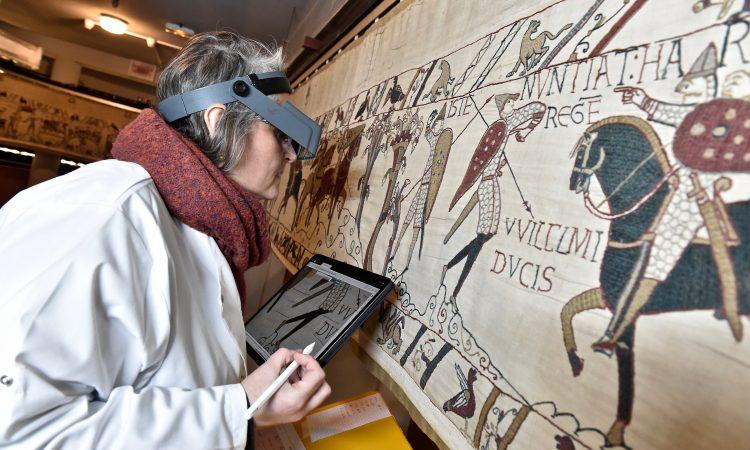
[245,261,383,359]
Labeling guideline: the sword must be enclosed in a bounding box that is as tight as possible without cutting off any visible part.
[444,191,478,244]
[688,172,742,341]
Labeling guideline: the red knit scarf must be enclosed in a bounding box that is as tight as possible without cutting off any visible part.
[112,108,270,321]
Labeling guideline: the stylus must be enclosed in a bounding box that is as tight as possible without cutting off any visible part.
[243,342,316,420]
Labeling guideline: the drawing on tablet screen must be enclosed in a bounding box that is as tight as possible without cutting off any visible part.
[250,269,371,355]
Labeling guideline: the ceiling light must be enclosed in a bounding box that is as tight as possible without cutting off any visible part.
[99,14,128,35]
[165,22,194,38]
[83,18,95,30]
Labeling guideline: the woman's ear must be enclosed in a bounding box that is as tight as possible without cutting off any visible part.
[203,103,227,138]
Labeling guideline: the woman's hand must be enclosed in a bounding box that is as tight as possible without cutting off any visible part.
[241,348,331,427]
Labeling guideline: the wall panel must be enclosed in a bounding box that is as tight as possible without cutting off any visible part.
[269,1,750,448]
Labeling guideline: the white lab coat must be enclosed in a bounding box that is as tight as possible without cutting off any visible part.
[0,160,251,449]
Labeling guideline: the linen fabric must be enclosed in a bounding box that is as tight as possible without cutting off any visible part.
[268,0,750,448]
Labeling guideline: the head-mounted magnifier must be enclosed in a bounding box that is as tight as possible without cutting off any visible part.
[156,71,321,160]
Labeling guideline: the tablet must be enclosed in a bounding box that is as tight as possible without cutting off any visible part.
[245,254,394,366]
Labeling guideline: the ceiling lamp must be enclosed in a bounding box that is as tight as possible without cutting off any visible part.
[165,22,194,38]
[82,14,182,51]
[99,14,128,35]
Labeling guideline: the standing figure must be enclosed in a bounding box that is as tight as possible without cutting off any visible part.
[441,93,546,305]
[382,179,411,275]
[363,110,423,271]
[356,114,393,230]
[392,104,454,269]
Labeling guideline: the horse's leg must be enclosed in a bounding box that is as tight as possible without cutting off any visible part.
[293,190,309,228]
[560,288,605,376]
[303,199,312,226]
[326,197,339,235]
[295,179,313,226]
[311,198,323,226]
[308,192,326,227]
[593,241,655,352]
[599,278,658,350]
[292,195,301,226]
[606,324,635,449]
[337,190,347,218]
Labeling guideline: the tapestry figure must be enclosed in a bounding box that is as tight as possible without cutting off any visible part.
[377,303,405,355]
[597,43,747,349]
[356,113,394,230]
[363,110,423,271]
[441,94,546,306]
[564,114,750,448]
[423,60,455,102]
[507,19,573,77]
[443,363,478,434]
[391,104,454,269]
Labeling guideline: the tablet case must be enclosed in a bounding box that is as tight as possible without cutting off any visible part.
[245,254,394,367]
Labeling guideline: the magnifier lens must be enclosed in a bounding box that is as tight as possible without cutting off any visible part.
[272,126,311,158]
[297,146,314,160]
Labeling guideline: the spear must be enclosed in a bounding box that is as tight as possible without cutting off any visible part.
[399,94,494,202]
[468,94,534,218]
[452,95,494,144]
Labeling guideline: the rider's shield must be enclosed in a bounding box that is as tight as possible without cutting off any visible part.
[674,98,750,172]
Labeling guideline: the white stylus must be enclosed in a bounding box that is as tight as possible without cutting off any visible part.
[244,342,316,420]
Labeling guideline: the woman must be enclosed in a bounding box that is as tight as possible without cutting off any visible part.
[0,31,329,449]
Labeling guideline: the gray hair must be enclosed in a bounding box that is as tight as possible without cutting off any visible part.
[156,31,284,171]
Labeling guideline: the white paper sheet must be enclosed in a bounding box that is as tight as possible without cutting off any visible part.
[306,393,392,442]
[255,422,306,450]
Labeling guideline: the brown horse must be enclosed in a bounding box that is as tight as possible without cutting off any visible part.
[294,125,365,231]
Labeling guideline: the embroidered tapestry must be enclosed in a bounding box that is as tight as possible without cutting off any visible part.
[267,1,750,448]
[0,72,138,160]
